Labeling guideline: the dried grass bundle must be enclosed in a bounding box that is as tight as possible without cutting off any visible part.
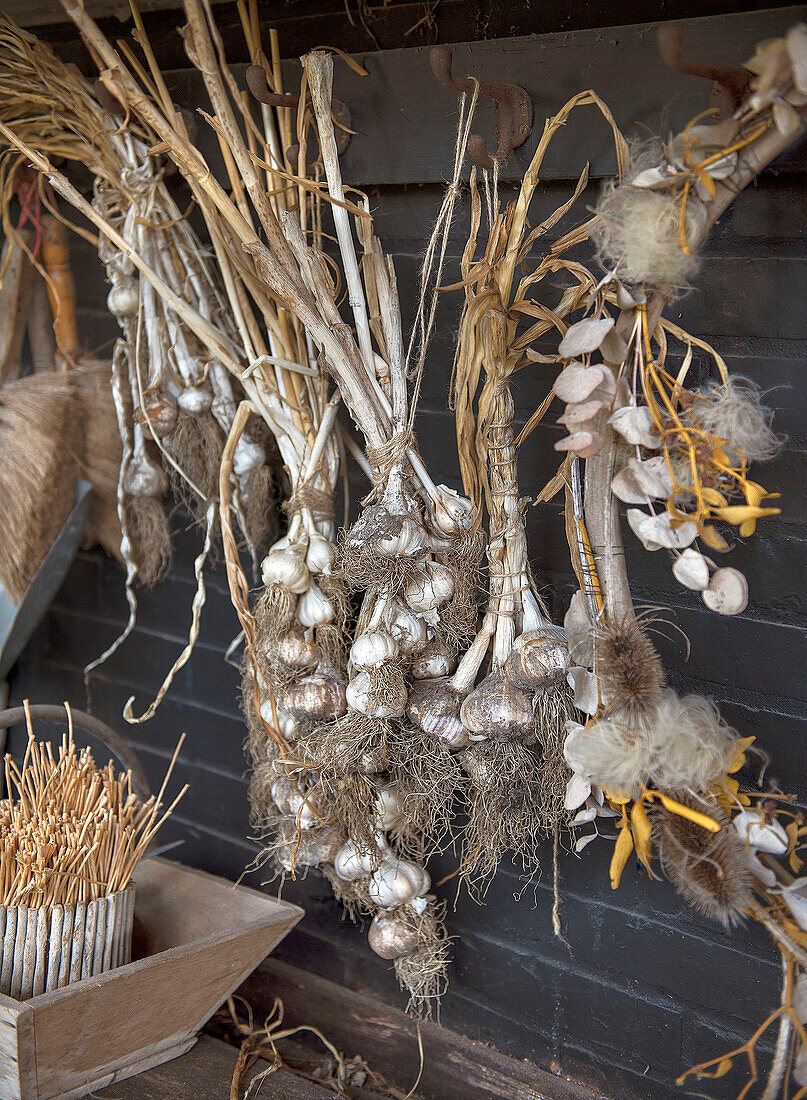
[0,706,187,908]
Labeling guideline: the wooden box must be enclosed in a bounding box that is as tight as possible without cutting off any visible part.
[0,858,303,1100]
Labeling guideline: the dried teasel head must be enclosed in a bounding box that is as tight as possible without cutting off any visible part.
[595,616,666,720]
[459,669,535,743]
[652,791,752,927]
[505,627,567,692]
[406,678,470,751]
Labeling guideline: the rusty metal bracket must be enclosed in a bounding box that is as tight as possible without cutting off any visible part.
[658,23,751,117]
[429,45,533,170]
[245,64,352,161]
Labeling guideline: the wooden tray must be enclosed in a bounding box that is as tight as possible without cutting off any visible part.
[0,857,303,1100]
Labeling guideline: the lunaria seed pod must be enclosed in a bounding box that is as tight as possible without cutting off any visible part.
[261,546,310,594]
[407,678,469,750]
[334,837,389,881]
[280,674,347,722]
[350,630,399,670]
[430,484,476,537]
[505,627,567,691]
[346,670,407,719]
[134,390,178,437]
[404,560,455,614]
[367,859,430,908]
[368,913,421,959]
[177,385,213,416]
[374,786,406,831]
[387,602,430,655]
[297,583,334,628]
[411,638,455,680]
[702,567,749,616]
[460,670,535,742]
[275,622,320,672]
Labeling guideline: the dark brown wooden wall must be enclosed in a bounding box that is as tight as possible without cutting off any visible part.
[7,5,807,1097]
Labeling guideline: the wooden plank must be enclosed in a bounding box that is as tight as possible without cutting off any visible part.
[236,958,598,1100]
[92,1033,333,1100]
[3,0,230,28]
[163,7,807,187]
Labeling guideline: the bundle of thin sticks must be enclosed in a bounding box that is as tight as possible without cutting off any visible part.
[0,705,187,909]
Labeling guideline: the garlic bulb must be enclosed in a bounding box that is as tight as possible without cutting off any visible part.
[134,390,178,437]
[280,674,347,722]
[259,701,299,740]
[277,828,344,872]
[346,670,407,719]
[387,603,430,655]
[350,630,399,670]
[270,776,317,828]
[297,583,334,628]
[407,678,470,750]
[404,561,455,614]
[367,859,430,908]
[368,913,421,959]
[233,437,265,477]
[123,457,167,499]
[275,623,320,672]
[374,786,406,830]
[261,546,310,594]
[107,278,139,319]
[178,385,213,416]
[506,627,567,691]
[376,515,429,558]
[305,533,334,575]
[411,638,455,680]
[430,485,476,537]
[334,837,389,881]
[460,670,535,741]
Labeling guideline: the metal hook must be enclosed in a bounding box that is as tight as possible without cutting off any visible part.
[429,45,533,170]
[245,65,353,160]
[658,23,751,116]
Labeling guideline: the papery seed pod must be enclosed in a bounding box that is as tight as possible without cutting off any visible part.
[733,809,788,854]
[404,560,455,614]
[368,913,421,959]
[407,677,469,750]
[387,603,430,655]
[334,837,389,881]
[673,547,711,591]
[261,546,310,594]
[430,484,476,537]
[177,385,213,415]
[367,859,430,908]
[305,533,334,574]
[702,568,748,616]
[233,437,265,477]
[123,456,167,498]
[350,630,399,670]
[297,583,334,628]
[107,278,139,319]
[134,390,178,437]
[280,674,347,722]
[346,670,407,719]
[275,622,320,672]
[506,627,567,691]
[374,786,406,830]
[411,638,455,680]
[460,669,535,742]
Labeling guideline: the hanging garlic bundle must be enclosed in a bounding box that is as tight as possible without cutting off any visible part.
[550,28,807,1098]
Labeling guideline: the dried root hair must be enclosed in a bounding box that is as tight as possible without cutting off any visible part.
[393,897,450,1018]
[652,790,751,927]
[693,376,782,464]
[74,362,124,561]
[239,462,279,555]
[322,863,375,921]
[564,689,739,799]
[316,573,350,667]
[596,615,666,720]
[594,144,707,292]
[533,682,575,833]
[253,584,297,686]
[164,408,223,527]
[122,493,171,588]
[435,531,485,651]
[387,728,462,859]
[460,740,546,889]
